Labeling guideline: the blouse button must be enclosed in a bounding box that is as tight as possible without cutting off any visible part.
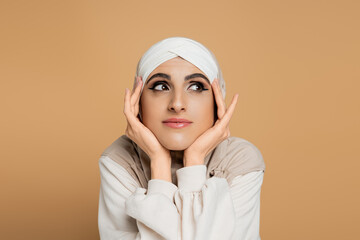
[210,170,215,177]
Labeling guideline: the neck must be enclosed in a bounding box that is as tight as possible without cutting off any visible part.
[170,150,184,163]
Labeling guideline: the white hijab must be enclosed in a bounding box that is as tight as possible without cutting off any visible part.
[135,36,226,98]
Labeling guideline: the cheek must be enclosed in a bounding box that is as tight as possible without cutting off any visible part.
[190,97,215,125]
[140,94,162,126]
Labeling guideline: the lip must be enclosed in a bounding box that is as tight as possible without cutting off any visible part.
[162,118,193,129]
[163,118,192,123]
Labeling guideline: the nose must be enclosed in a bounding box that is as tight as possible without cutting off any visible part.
[168,90,186,113]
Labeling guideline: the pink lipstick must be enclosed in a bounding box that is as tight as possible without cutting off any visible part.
[162,118,192,129]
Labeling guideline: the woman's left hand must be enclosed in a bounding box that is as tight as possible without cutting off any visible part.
[183,78,239,167]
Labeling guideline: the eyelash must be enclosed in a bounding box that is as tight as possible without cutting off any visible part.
[149,81,208,92]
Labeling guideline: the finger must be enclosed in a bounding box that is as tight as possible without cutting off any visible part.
[134,77,143,116]
[130,77,138,113]
[219,93,239,127]
[131,77,141,106]
[131,76,143,116]
[124,88,132,115]
[124,88,133,126]
[124,87,142,129]
[131,76,140,94]
[212,78,226,119]
[215,78,226,119]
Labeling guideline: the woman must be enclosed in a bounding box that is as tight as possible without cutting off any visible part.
[98,37,266,240]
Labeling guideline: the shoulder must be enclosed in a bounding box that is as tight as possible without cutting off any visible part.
[99,134,137,168]
[223,136,266,175]
[101,134,134,156]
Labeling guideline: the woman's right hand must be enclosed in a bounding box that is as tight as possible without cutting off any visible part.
[123,76,171,166]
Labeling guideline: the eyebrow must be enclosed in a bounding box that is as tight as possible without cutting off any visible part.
[146,72,210,85]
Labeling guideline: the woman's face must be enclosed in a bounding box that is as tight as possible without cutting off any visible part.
[140,56,215,151]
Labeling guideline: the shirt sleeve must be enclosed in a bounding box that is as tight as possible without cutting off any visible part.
[98,155,180,240]
[229,170,265,240]
[173,165,265,240]
[173,165,236,240]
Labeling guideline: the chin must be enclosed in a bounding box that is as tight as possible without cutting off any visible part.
[163,144,187,151]
[157,133,193,151]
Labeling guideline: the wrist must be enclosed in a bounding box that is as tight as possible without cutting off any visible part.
[150,155,172,182]
[183,152,205,167]
[151,170,172,182]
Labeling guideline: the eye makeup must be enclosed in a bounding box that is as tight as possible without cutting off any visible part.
[148,80,209,92]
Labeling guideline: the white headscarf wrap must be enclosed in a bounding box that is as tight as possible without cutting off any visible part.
[135,36,226,98]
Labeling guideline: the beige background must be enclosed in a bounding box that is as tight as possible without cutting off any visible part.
[1,0,359,239]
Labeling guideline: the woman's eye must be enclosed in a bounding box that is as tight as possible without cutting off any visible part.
[188,83,205,91]
[151,82,169,91]
[149,81,208,92]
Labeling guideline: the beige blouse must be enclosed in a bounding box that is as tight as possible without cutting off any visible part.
[98,135,266,239]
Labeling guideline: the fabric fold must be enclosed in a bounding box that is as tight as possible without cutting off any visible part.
[147,179,178,201]
[176,165,207,192]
